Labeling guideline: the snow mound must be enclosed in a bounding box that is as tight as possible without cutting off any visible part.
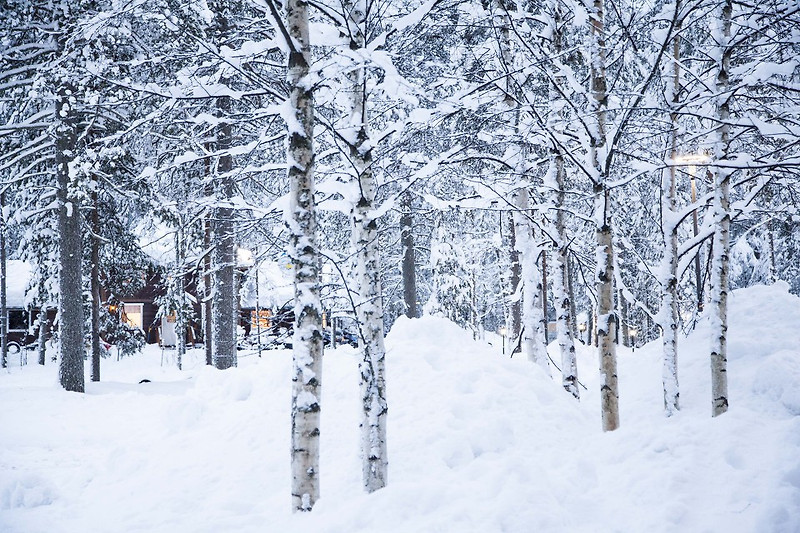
[726,281,800,363]
[1,473,55,510]
[696,281,800,418]
[0,284,798,532]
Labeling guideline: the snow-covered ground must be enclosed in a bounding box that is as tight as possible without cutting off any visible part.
[2,282,799,532]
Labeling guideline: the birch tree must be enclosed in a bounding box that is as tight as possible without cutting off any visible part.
[587,0,619,431]
[338,0,389,492]
[543,0,579,398]
[513,187,549,370]
[283,0,323,512]
[659,0,683,416]
[708,0,732,417]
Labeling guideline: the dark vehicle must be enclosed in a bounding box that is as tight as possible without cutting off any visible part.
[6,308,51,353]
[238,305,359,350]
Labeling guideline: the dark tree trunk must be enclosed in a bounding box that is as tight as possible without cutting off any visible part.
[56,84,85,393]
[400,193,417,318]
[90,183,101,382]
[38,309,48,366]
[541,250,548,344]
[211,61,237,370]
[1,191,7,369]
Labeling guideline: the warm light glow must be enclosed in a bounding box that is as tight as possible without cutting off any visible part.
[630,327,638,337]
[108,304,117,313]
[237,247,254,266]
[673,154,711,165]
[578,322,587,332]
[499,326,507,337]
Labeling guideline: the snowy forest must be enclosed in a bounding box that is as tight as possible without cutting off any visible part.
[1,0,800,527]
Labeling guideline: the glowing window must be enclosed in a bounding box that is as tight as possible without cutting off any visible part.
[121,303,144,331]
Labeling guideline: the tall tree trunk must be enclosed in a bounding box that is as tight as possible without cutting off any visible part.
[767,219,776,283]
[619,289,629,347]
[90,182,101,382]
[38,308,48,366]
[400,192,417,318]
[204,209,213,366]
[345,0,389,493]
[176,226,186,370]
[56,83,85,393]
[508,211,521,341]
[514,188,549,370]
[589,0,618,430]
[541,250,548,344]
[691,170,704,313]
[286,0,322,512]
[567,256,578,339]
[661,14,681,416]
[211,71,237,370]
[1,191,7,369]
[710,0,732,417]
[545,1,579,396]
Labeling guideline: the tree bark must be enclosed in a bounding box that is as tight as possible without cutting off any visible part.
[204,209,213,366]
[211,38,237,370]
[589,0,619,430]
[541,250,548,344]
[661,15,681,416]
[508,211,521,341]
[287,0,322,512]
[400,192,417,318]
[545,3,579,396]
[514,188,549,371]
[710,0,732,417]
[619,289,629,347]
[1,191,7,369]
[176,226,186,370]
[345,0,389,493]
[90,182,101,382]
[56,83,85,393]
[38,308,48,366]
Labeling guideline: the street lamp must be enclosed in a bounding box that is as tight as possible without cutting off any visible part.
[629,327,638,352]
[499,326,507,356]
[578,322,587,344]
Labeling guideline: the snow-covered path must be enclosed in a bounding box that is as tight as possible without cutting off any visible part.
[2,283,799,532]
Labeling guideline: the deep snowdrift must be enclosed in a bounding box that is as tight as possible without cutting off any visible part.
[1,283,799,532]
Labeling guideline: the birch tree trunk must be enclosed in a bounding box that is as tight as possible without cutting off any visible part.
[588,0,619,430]
[709,0,732,417]
[56,82,85,393]
[490,0,521,344]
[545,0,579,397]
[514,188,549,371]
[661,13,681,416]
[508,212,521,341]
[286,0,323,512]
[344,0,389,493]
[567,257,578,339]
